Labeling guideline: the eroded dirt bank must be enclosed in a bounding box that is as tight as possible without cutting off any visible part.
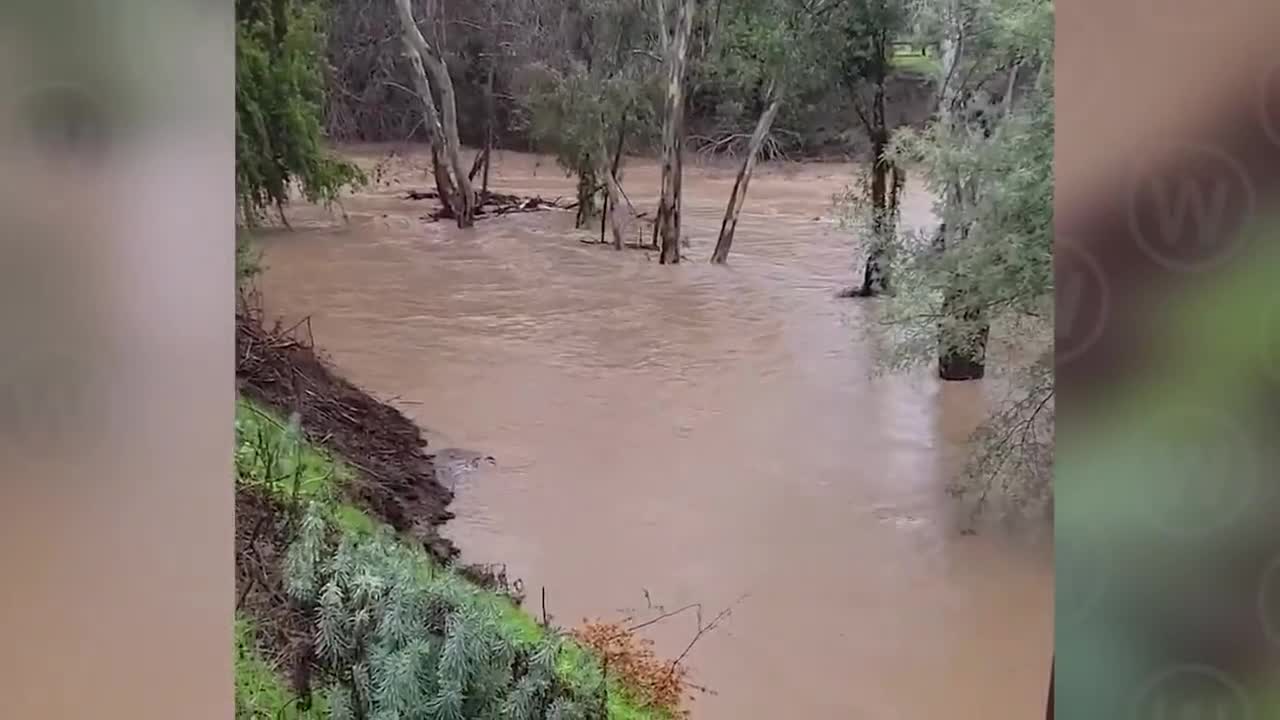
[236,308,459,561]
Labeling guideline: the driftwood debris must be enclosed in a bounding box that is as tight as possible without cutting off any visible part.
[405,189,577,223]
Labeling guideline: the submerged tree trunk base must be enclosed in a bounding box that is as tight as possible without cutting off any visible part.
[937,290,990,381]
[938,354,986,381]
[837,284,882,299]
[856,247,890,297]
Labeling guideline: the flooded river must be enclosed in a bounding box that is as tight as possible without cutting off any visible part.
[256,147,1053,720]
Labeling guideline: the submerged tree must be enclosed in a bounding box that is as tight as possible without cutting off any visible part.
[235,0,364,225]
[393,0,478,228]
[706,0,828,264]
[871,0,1054,517]
[826,0,913,296]
[520,0,661,248]
[654,0,697,264]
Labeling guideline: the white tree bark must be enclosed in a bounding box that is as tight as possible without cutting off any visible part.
[597,140,629,250]
[1002,58,1023,119]
[397,22,457,217]
[394,0,477,227]
[656,0,695,264]
[711,88,781,264]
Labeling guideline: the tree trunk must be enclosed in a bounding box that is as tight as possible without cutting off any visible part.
[931,0,987,381]
[937,218,989,381]
[601,117,628,247]
[858,127,891,296]
[711,90,781,264]
[394,0,475,227]
[937,292,989,380]
[1045,656,1054,720]
[1003,59,1023,119]
[398,21,459,219]
[855,41,895,296]
[575,168,597,229]
[657,0,695,265]
[432,145,456,219]
[598,140,629,250]
[482,54,496,197]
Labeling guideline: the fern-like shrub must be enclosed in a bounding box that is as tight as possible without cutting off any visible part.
[285,506,609,720]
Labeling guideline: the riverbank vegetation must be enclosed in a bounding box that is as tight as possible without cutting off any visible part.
[846,0,1055,522]
[235,0,1054,713]
[233,308,697,719]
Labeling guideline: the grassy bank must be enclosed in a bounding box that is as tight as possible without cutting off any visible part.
[234,395,675,720]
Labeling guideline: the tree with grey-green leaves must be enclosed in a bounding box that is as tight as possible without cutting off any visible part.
[856,0,1053,519]
[519,0,663,249]
[905,0,1053,382]
[705,0,832,264]
[823,0,914,296]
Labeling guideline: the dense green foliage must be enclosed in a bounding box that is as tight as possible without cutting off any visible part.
[286,508,604,720]
[517,0,662,220]
[884,66,1053,364]
[234,395,670,720]
[849,0,1054,516]
[236,0,363,224]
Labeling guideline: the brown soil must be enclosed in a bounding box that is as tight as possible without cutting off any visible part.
[234,303,533,698]
[236,306,459,562]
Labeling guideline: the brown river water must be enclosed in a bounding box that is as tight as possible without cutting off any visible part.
[256,147,1053,720]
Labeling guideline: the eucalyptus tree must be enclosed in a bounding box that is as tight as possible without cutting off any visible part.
[393,0,477,227]
[825,0,914,295]
[706,0,830,264]
[907,0,1054,381]
[520,0,662,248]
[875,0,1054,517]
[652,0,698,264]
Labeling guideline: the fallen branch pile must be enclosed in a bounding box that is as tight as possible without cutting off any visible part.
[405,189,578,222]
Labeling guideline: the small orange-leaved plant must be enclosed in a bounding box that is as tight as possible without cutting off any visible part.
[571,620,695,719]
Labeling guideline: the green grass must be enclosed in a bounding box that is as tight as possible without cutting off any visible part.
[234,394,668,720]
[890,51,941,77]
[235,616,328,720]
[235,397,374,536]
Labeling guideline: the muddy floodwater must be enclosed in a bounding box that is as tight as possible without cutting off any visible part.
[256,147,1053,720]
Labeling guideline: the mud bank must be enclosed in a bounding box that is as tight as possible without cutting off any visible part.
[235,308,457,561]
